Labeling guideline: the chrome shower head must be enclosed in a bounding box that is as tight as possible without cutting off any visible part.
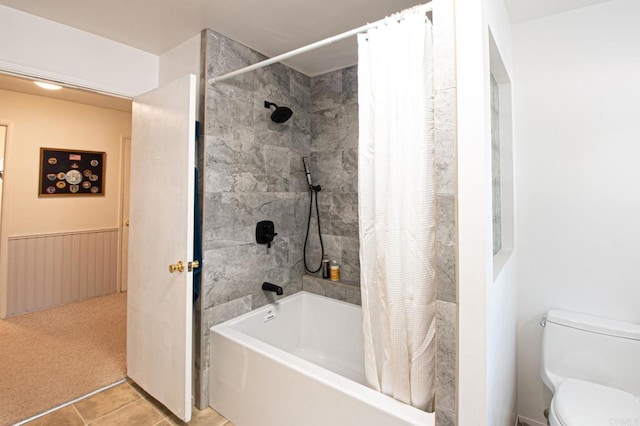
[264,101,293,123]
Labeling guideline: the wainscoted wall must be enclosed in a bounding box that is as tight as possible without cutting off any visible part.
[6,229,119,316]
[306,66,360,284]
[0,89,130,318]
[196,29,311,408]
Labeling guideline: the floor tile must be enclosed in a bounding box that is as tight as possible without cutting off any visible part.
[25,379,231,426]
[89,398,163,425]
[128,381,150,398]
[74,383,141,421]
[166,406,228,426]
[27,406,84,426]
[145,395,174,418]
[126,381,174,418]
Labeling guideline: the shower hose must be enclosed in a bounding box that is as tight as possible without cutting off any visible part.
[303,186,325,273]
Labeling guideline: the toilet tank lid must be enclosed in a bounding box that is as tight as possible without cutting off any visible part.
[547,310,640,340]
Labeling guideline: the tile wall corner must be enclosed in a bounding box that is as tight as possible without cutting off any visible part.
[433,0,458,424]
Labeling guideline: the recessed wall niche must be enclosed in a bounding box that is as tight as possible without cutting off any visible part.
[489,34,514,279]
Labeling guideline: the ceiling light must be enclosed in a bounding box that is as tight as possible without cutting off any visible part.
[34,81,62,91]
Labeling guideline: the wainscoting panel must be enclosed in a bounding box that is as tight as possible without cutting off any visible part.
[6,229,119,316]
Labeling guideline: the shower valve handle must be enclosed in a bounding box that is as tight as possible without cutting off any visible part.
[256,221,278,249]
[267,232,278,249]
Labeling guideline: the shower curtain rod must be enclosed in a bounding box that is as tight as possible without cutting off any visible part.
[208,2,433,84]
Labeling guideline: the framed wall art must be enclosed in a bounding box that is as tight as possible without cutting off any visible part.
[39,148,106,197]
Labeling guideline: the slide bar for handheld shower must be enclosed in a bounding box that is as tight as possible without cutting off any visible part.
[208,2,433,85]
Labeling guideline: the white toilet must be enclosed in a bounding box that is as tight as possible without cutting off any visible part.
[540,309,640,426]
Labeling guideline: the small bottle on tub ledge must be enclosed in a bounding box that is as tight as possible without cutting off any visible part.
[330,260,340,282]
[322,255,330,279]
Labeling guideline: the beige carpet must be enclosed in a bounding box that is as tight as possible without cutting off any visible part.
[0,293,126,426]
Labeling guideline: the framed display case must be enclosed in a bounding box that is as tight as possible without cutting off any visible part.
[39,148,106,197]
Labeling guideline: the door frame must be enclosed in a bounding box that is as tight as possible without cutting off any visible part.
[117,136,131,292]
[0,121,11,319]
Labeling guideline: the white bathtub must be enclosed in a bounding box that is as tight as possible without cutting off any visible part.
[209,291,434,426]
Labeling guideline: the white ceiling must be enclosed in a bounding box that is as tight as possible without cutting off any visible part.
[505,0,612,23]
[0,0,424,76]
[0,0,614,77]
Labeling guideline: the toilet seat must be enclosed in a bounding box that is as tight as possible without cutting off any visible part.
[550,379,640,426]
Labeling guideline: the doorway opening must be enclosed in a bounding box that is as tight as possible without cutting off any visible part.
[0,71,132,424]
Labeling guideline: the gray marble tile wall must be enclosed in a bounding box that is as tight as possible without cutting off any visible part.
[491,73,502,255]
[195,29,311,408]
[433,0,458,424]
[195,0,459,417]
[305,65,361,286]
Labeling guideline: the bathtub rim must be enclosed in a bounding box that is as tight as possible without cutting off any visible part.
[209,290,434,424]
[212,290,361,328]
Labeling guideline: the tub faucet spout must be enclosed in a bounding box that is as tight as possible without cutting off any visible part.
[262,282,283,295]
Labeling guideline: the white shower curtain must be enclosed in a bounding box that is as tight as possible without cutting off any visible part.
[357,5,436,412]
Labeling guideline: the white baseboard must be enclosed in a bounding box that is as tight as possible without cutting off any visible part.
[517,415,547,426]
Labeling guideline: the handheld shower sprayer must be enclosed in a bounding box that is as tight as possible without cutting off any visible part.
[302,157,324,274]
[302,157,321,192]
[303,157,313,188]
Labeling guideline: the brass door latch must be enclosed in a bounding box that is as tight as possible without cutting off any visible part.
[169,261,185,273]
[169,260,199,273]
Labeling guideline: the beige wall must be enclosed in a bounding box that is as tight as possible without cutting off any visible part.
[0,89,131,317]
[0,90,131,235]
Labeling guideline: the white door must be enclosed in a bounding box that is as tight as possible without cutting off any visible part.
[127,74,196,422]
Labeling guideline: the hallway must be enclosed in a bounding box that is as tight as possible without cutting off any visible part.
[0,293,126,425]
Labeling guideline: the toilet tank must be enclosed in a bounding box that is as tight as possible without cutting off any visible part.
[541,309,640,396]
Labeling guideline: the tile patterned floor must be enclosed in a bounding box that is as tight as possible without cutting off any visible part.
[26,380,232,426]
